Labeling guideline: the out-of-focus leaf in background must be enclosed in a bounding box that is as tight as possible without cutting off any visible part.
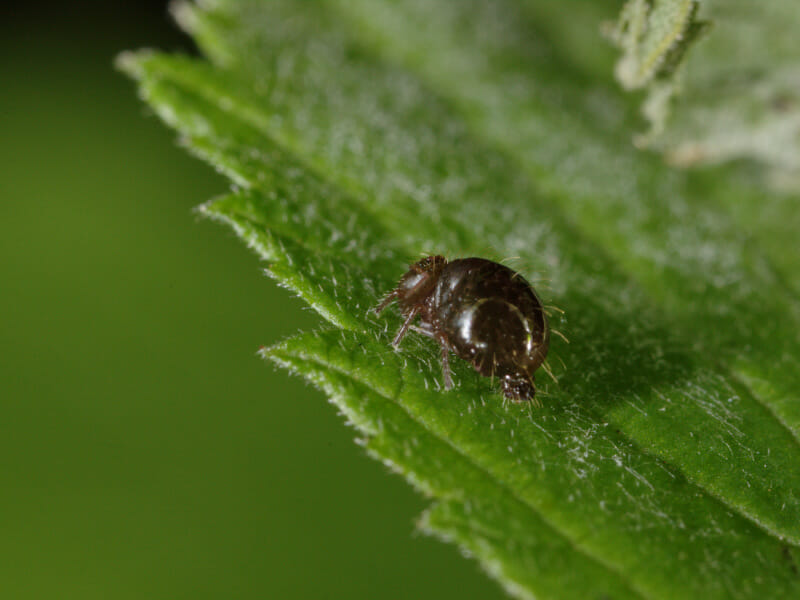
[607,0,800,190]
[119,1,800,598]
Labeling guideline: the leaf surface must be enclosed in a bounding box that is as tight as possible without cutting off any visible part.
[120,1,800,598]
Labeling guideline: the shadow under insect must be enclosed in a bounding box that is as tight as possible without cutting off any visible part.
[550,284,698,416]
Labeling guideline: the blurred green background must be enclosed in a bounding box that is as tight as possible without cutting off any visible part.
[0,2,499,598]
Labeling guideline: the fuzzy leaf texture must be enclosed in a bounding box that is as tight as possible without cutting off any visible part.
[118,1,800,599]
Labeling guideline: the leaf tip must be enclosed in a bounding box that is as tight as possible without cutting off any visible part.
[113,50,150,79]
[257,337,298,366]
[256,344,272,361]
[169,0,198,35]
[193,198,217,219]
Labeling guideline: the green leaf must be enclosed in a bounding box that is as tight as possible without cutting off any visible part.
[119,1,800,598]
